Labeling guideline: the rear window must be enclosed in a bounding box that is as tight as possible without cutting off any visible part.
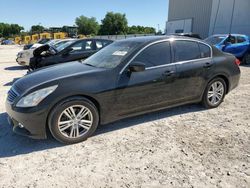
[173,41,200,62]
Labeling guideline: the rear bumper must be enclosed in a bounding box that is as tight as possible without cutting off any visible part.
[5,101,48,139]
[229,69,241,92]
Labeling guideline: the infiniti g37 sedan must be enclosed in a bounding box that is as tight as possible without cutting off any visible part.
[6,36,240,144]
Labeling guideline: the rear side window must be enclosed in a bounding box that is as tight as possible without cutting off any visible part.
[133,42,171,68]
[173,41,200,62]
[237,36,246,43]
[199,43,211,58]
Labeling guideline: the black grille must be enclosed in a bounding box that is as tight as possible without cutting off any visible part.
[7,88,19,103]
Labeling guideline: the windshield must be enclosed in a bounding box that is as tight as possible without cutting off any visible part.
[83,41,142,69]
[205,36,226,45]
[55,40,76,52]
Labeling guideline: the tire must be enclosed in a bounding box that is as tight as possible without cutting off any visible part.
[202,78,227,109]
[48,97,99,144]
[242,53,250,65]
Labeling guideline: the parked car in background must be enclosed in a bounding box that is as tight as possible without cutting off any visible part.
[173,33,201,39]
[1,40,15,45]
[205,34,250,64]
[23,38,51,50]
[6,36,240,144]
[29,38,113,70]
[16,39,75,66]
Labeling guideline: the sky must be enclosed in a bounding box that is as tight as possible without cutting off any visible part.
[0,0,169,32]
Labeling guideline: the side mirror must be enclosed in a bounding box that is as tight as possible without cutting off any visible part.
[129,62,146,72]
[62,47,73,56]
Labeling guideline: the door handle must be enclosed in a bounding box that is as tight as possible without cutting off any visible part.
[203,62,213,68]
[163,70,175,77]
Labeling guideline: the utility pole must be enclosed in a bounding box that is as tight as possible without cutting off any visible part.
[229,0,236,34]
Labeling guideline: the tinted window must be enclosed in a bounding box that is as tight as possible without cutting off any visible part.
[237,36,246,43]
[226,36,236,44]
[71,40,94,52]
[173,41,200,62]
[96,41,103,49]
[199,43,211,58]
[133,42,171,68]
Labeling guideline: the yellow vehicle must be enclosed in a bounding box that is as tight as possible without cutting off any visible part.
[78,34,86,39]
[53,32,67,39]
[24,36,31,44]
[40,32,51,39]
[15,37,22,44]
[31,34,39,43]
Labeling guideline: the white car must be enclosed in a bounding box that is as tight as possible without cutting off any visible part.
[16,39,74,66]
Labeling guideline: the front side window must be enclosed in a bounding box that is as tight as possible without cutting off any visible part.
[132,42,171,68]
[71,40,94,51]
[173,41,200,62]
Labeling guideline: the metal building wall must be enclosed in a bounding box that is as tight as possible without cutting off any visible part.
[167,0,213,38]
[209,0,250,36]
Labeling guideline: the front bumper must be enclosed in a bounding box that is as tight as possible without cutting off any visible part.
[5,101,48,139]
[16,58,28,66]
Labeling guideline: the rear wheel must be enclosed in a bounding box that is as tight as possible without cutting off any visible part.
[242,53,250,65]
[202,78,226,109]
[48,97,99,144]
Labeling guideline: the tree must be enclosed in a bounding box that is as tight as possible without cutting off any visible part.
[127,25,156,34]
[30,25,44,34]
[0,23,24,38]
[99,12,128,35]
[75,16,99,35]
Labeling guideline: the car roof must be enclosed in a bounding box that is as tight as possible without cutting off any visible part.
[212,34,247,37]
[118,35,203,44]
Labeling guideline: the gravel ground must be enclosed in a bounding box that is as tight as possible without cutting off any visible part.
[0,45,249,188]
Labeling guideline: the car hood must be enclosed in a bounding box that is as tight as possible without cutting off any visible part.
[13,61,103,94]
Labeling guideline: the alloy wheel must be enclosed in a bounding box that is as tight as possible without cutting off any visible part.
[207,81,225,106]
[57,105,93,138]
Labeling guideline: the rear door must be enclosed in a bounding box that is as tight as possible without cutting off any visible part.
[173,40,213,101]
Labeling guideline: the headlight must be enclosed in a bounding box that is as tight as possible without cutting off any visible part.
[16,85,58,107]
[17,53,23,58]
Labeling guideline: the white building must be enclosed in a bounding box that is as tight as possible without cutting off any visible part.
[166,0,250,38]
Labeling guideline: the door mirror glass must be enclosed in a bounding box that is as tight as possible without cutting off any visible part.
[129,62,146,72]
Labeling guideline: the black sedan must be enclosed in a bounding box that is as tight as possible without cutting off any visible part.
[6,36,240,144]
[29,38,113,70]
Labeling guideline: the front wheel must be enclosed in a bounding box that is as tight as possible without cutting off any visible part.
[48,97,99,144]
[202,78,226,109]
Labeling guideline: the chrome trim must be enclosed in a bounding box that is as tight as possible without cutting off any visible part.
[119,38,213,74]
[145,57,212,70]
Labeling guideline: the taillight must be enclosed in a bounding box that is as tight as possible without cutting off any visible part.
[234,59,241,66]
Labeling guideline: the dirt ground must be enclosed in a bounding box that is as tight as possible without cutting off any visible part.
[0,45,249,188]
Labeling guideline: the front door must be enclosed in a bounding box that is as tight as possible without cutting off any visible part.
[114,41,178,117]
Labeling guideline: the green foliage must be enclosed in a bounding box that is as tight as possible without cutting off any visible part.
[128,25,156,34]
[0,23,24,38]
[99,12,128,35]
[30,25,44,34]
[75,16,100,35]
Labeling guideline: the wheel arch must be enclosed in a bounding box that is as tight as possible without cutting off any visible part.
[45,94,101,138]
[208,74,230,94]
